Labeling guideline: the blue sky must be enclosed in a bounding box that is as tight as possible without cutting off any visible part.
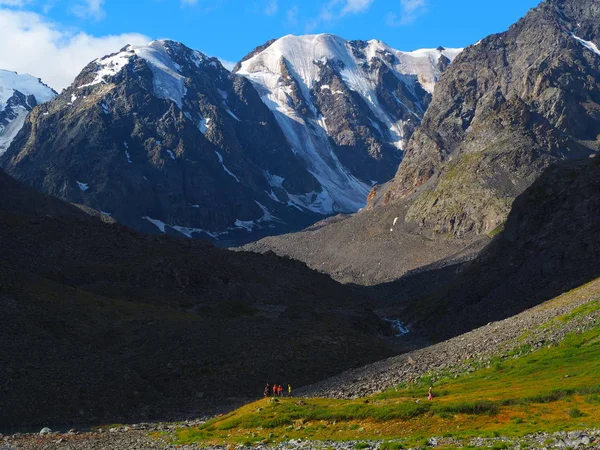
[0,0,542,90]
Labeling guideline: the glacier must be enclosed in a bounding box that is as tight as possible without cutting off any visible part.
[237,34,462,214]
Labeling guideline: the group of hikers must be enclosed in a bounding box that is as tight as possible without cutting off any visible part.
[262,383,431,400]
[264,383,292,397]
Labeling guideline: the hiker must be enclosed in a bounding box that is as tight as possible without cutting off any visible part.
[428,386,433,401]
[264,383,270,397]
[277,385,282,396]
[288,384,292,397]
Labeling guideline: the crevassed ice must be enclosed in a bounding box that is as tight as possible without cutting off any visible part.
[237,34,462,214]
[0,105,28,156]
[0,70,56,155]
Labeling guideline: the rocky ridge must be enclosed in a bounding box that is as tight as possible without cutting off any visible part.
[0,41,325,245]
[382,0,600,236]
[404,155,600,341]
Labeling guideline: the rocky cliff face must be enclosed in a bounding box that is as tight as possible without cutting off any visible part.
[0,41,324,245]
[406,155,600,341]
[383,0,600,236]
[0,70,56,156]
[236,34,461,212]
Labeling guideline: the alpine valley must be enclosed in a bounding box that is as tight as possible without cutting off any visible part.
[2,0,600,447]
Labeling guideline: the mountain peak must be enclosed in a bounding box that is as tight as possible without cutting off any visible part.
[0,69,57,156]
[0,69,56,105]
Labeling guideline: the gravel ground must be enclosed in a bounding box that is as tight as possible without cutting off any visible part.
[297,280,600,399]
[5,428,600,449]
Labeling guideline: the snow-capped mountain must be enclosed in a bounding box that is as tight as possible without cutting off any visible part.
[1,37,460,244]
[0,70,56,156]
[1,40,323,244]
[236,34,461,211]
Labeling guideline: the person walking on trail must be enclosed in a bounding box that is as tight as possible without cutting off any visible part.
[288,384,292,397]
[428,386,433,401]
[264,384,270,397]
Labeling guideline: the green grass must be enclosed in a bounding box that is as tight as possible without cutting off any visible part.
[172,283,600,447]
[380,442,405,450]
[488,222,506,238]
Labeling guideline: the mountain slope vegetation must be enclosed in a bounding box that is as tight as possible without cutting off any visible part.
[0,170,394,428]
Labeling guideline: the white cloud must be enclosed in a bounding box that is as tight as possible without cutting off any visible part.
[264,0,278,16]
[340,0,373,16]
[0,0,31,5]
[0,8,150,91]
[286,5,299,26]
[305,0,373,32]
[218,58,236,71]
[386,0,427,26]
[71,0,106,21]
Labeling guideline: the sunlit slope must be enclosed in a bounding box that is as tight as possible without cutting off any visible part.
[174,279,600,447]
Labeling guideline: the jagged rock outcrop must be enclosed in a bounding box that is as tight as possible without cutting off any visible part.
[383,0,600,236]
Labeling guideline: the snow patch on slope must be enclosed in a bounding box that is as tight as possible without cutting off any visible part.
[215,151,241,182]
[78,41,187,108]
[76,181,89,192]
[572,34,600,57]
[234,201,280,231]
